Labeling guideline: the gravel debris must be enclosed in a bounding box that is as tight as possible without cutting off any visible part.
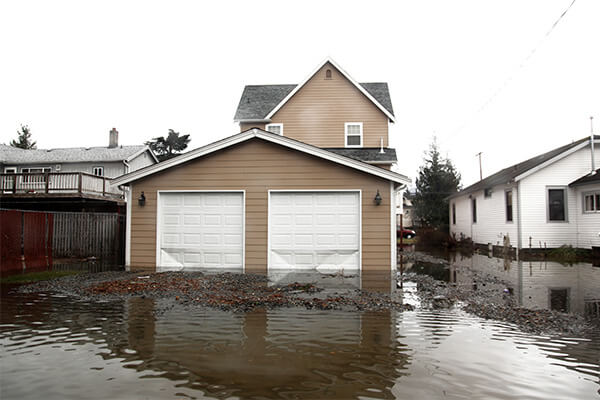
[18,271,414,313]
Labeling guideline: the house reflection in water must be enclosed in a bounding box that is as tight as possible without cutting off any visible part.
[445,253,600,317]
[125,298,409,399]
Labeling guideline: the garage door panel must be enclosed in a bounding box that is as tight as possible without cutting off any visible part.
[269,192,360,271]
[159,192,243,270]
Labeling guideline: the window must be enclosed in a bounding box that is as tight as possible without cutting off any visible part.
[452,203,456,225]
[471,198,477,223]
[21,167,51,184]
[92,167,104,177]
[345,122,363,147]
[325,69,332,79]
[505,190,513,222]
[584,191,600,212]
[548,187,567,221]
[484,188,492,198]
[265,123,283,135]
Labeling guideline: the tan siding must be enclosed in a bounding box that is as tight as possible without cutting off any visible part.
[267,62,389,148]
[129,139,392,273]
[240,123,265,131]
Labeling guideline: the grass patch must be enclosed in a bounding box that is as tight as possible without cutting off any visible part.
[1,270,82,284]
[547,245,589,264]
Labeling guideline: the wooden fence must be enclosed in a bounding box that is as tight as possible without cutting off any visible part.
[1,209,125,273]
[53,212,125,260]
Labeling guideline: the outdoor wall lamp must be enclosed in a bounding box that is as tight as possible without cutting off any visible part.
[374,190,382,206]
[138,191,146,207]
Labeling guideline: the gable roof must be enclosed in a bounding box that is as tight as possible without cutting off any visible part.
[113,128,410,186]
[233,58,395,123]
[569,168,600,187]
[0,144,157,165]
[448,135,599,199]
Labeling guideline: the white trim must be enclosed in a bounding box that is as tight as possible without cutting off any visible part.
[21,166,52,173]
[126,146,159,163]
[267,189,362,272]
[264,57,396,123]
[515,140,599,182]
[4,167,17,173]
[155,190,246,272]
[265,123,284,136]
[344,122,363,148]
[113,128,410,187]
[125,188,132,271]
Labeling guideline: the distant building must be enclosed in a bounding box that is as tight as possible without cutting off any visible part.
[448,135,599,250]
[0,128,157,211]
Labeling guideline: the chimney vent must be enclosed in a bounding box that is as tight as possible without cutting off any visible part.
[109,128,118,148]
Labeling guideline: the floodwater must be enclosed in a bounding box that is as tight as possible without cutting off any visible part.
[1,254,599,399]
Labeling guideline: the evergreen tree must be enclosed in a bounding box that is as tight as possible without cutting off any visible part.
[145,129,191,161]
[413,138,461,231]
[10,124,37,149]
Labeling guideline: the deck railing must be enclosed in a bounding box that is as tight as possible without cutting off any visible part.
[0,172,123,199]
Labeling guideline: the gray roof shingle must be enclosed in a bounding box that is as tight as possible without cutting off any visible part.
[324,148,397,163]
[569,168,600,186]
[449,136,599,199]
[234,82,394,121]
[0,144,147,164]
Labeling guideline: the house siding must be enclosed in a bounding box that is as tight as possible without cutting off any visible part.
[450,184,519,247]
[128,151,155,172]
[573,182,600,249]
[128,139,393,273]
[519,145,598,249]
[240,62,389,148]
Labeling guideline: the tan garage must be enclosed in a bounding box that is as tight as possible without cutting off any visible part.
[113,129,409,273]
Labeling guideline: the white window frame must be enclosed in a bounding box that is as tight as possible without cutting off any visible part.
[583,190,600,213]
[265,123,283,136]
[505,189,513,223]
[92,166,104,177]
[344,122,363,148]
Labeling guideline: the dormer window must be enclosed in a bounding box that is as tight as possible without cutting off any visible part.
[325,69,332,79]
[345,122,363,147]
[265,123,283,135]
[92,166,104,177]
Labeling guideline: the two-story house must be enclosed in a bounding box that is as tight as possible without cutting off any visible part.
[114,58,410,274]
[0,128,157,211]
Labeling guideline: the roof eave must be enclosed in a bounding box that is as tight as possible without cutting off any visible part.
[113,129,411,186]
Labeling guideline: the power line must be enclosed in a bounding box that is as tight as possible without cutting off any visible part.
[447,0,578,140]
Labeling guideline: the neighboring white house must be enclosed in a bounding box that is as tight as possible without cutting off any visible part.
[448,135,599,251]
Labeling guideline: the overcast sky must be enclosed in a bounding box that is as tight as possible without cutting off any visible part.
[1,0,598,187]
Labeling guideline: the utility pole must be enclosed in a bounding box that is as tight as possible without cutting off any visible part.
[476,152,483,181]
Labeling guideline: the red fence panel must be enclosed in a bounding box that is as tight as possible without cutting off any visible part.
[23,211,50,270]
[0,210,23,273]
[46,213,53,268]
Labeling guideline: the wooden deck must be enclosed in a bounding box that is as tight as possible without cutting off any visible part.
[0,172,123,200]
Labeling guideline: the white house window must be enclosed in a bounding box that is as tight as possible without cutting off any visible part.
[92,167,104,177]
[21,167,51,184]
[583,191,600,212]
[548,187,567,221]
[265,123,283,135]
[505,190,513,222]
[345,122,363,147]
[471,198,477,223]
[325,69,332,79]
[484,188,492,198]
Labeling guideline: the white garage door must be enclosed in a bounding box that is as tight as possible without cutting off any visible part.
[269,191,360,271]
[158,192,243,270]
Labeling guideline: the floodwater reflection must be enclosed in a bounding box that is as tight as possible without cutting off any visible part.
[447,253,600,317]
